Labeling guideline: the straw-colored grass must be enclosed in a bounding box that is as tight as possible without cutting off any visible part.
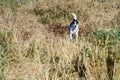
[0,0,120,80]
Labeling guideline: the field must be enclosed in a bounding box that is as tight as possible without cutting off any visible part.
[0,0,120,80]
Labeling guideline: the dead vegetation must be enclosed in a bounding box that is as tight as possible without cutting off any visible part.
[0,0,120,80]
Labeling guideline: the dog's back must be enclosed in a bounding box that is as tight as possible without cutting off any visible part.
[68,19,78,33]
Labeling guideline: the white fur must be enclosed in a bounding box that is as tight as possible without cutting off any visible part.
[71,13,77,20]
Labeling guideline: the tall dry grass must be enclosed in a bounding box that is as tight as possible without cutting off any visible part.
[0,0,120,80]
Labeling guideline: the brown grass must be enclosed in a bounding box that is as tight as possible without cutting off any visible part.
[0,0,120,80]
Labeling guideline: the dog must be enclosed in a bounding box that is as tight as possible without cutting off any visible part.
[68,13,79,41]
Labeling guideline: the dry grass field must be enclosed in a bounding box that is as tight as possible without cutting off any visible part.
[0,0,120,80]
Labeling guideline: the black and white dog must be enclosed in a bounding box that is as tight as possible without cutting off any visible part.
[68,13,79,41]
